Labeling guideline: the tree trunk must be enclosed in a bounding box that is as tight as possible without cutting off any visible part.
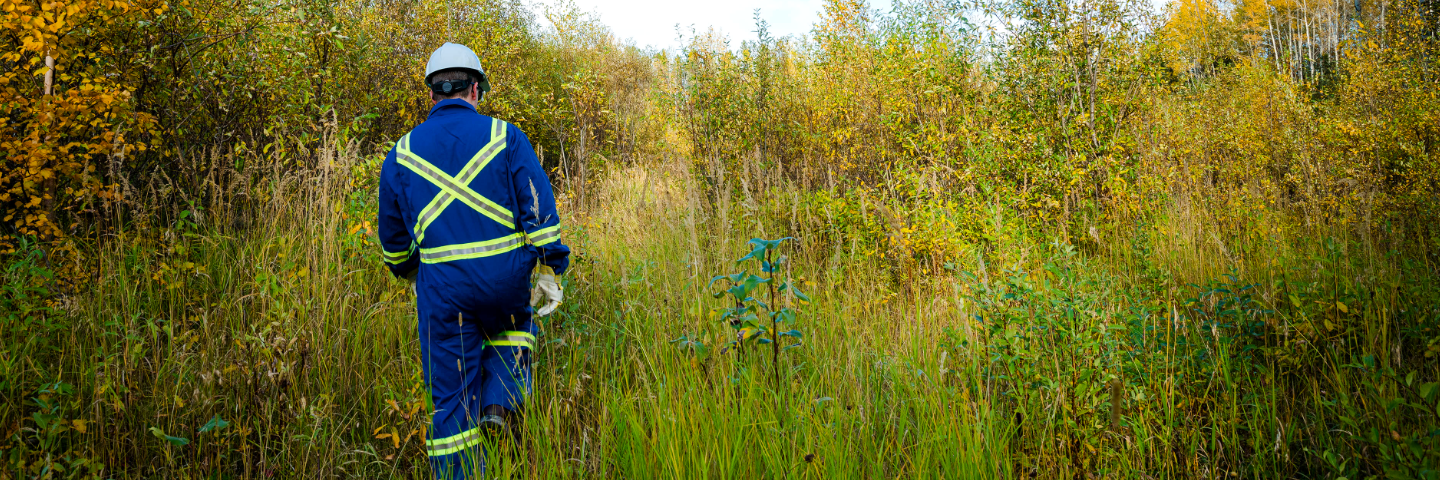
[44,55,54,95]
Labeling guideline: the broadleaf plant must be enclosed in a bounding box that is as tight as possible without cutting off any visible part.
[709,237,806,421]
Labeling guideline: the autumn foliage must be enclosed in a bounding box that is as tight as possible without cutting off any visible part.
[1,0,1438,475]
[1,0,159,253]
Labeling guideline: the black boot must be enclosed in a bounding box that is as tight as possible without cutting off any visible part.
[479,404,508,433]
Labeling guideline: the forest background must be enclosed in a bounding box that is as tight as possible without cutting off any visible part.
[2,0,1439,476]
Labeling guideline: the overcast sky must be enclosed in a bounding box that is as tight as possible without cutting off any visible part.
[533,0,888,51]
[532,0,1170,52]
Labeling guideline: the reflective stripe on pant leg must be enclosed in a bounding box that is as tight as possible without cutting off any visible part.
[484,330,535,349]
[427,426,482,456]
[480,315,536,412]
[421,313,486,479]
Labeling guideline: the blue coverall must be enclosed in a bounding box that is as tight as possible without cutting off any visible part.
[377,98,570,478]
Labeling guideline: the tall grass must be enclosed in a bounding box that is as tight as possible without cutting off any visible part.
[3,135,1438,478]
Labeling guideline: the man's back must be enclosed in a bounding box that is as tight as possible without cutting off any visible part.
[377,98,570,324]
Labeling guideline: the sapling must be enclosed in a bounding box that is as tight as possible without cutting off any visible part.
[706,237,810,422]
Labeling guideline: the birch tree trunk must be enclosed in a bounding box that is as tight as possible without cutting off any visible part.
[44,55,54,96]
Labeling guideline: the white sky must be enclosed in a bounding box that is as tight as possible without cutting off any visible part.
[532,0,1171,52]
[533,0,889,51]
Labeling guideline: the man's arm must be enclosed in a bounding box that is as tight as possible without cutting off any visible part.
[508,125,571,275]
[378,149,420,279]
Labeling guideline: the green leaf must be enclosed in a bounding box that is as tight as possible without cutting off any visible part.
[733,312,760,328]
[719,306,750,322]
[727,284,753,301]
[753,237,793,250]
[1420,382,1439,402]
[743,274,770,290]
[780,282,811,302]
[736,243,767,264]
[199,415,229,433]
[150,426,190,446]
[780,329,803,338]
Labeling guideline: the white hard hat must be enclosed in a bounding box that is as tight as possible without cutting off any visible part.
[425,42,491,95]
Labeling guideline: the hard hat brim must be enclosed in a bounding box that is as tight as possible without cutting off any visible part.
[425,68,492,94]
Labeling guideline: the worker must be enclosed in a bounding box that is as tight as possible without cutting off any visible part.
[376,42,570,479]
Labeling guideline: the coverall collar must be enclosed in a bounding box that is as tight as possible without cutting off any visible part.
[429,98,478,117]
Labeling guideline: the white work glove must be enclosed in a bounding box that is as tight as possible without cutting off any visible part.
[530,269,563,317]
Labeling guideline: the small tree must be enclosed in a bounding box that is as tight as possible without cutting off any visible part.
[709,238,809,409]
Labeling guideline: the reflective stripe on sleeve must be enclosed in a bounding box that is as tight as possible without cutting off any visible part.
[527,225,560,246]
[382,242,415,265]
[419,233,526,263]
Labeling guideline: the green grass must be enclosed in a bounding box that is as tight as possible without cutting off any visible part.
[2,155,1437,478]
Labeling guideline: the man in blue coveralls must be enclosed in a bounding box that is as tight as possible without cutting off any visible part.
[376,42,570,478]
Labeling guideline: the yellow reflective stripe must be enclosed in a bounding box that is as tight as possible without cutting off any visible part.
[426,427,482,456]
[426,426,479,447]
[382,241,416,265]
[412,190,448,245]
[382,250,411,264]
[410,120,509,243]
[486,331,535,348]
[419,233,525,263]
[527,225,560,246]
[396,151,515,230]
[501,331,536,341]
[396,124,515,232]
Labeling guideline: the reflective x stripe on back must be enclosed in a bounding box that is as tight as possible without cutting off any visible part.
[396,118,513,245]
[396,118,562,264]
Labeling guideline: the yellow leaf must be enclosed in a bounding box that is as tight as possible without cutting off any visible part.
[1337,302,1348,313]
